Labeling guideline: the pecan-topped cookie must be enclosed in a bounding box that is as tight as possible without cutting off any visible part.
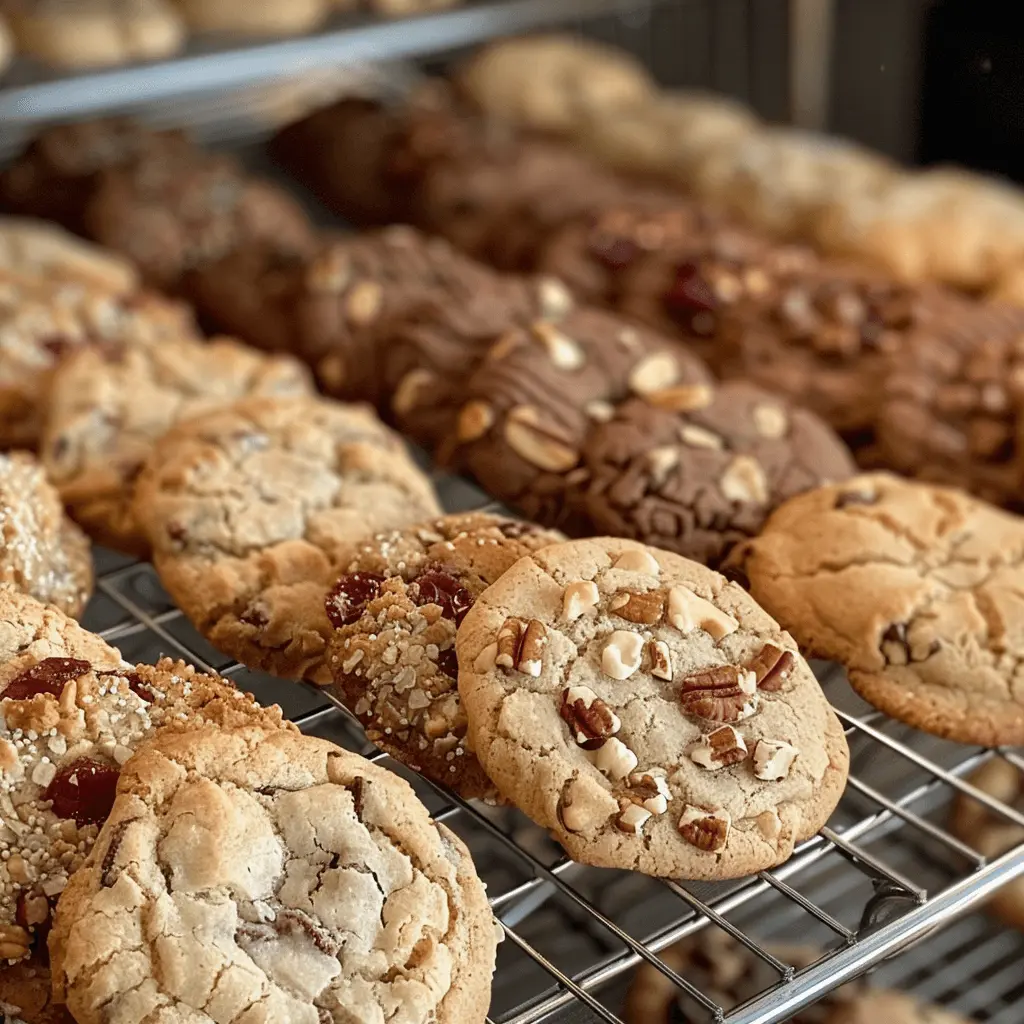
[456,537,848,877]
[50,725,497,1024]
[733,473,1024,746]
[326,512,564,798]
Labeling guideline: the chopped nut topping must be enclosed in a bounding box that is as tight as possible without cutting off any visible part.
[504,405,579,472]
[646,445,680,485]
[608,589,665,625]
[667,586,739,640]
[602,631,645,680]
[588,736,639,780]
[689,725,749,770]
[646,639,672,680]
[678,424,724,450]
[532,322,585,370]
[612,549,661,575]
[629,351,681,395]
[748,644,796,691]
[391,369,436,417]
[495,617,548,676]
[880,622,910,665]
[560,686,620,749]
[457,400,494,442]
[753,739,799,781]
[562,580,600,622]
[647,384,714,412]
[720,455,769,504]
[679,665,758,722]
[615,802,653,834]
[626,771,671,814]
[752,404,789,439]
[678,805,731,851]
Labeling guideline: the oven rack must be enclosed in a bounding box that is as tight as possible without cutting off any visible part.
[81,463,1024,1024]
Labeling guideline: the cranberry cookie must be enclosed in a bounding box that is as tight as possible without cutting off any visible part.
[733,474,1024,746]
[41,335,314,555]
[133,395,441,683]
[456,537,849,878]
[51,724,497,1024]
[326,512,564,798]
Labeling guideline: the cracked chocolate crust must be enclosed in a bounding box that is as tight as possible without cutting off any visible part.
[733,473,1024,746]
[455,537,848,879]
[50,725,497,1024]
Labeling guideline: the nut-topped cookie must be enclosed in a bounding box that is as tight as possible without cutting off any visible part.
[571,384,856,567]
[447,308,713,528]
[732,473,1024,746]
[133,395,441,683]
[50,724,498,1024]
[326,512,564,798]
[41,335,314,555]
[456,537,849,878]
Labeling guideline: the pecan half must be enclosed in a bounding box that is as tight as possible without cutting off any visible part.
[560,686,620,749]
[495,617,548,676]
[678,806,730,852]
[747,643,796,692]
[608,589,665,625]
[679,665,758,722]
[689,725,748,770]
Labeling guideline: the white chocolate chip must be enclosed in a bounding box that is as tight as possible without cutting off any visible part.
[752,403,789,439]
[647,446,680,486]
[584,400,615,422]
[647,639,672,680]
[720,455,769,504]
[562,580,600,622]
[666,586,739,640]
[538,276,573,319]
[613,549,661,575]
[473,643,498,672]
[532,323,585,370]
[587,737,639,780]
[678,424,724,450]
[753,739,799,780]
[629,351,680,394]
[615,803,653,834]
[601,631,645,680]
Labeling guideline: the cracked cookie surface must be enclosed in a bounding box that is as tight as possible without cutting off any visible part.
[326,512,564,799]
[50,724,498,1024]
[733,473,1024,745]
[455,537,848,878]
[41,335,314,555]
[0,452,93,618]
[133,395,441,683]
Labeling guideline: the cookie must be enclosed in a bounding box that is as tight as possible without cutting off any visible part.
[176,0,326,35]
[456,537,849,877]
[0,269,197,448]
[951,759,1024,928]
[50,723,497,1024]
[84,150,316,291]
[41,336,315,555]
[732,473,1024,746]
[133,395,442,683]
[0,452,92,618]
[448,309,713,529]
[874,302,1024,507]
[572,385,855,568]
[0,15,12,75]
[0,218,137,294]
[827,993,972,1024]
[325,512,564,798]
[6,0,185,69]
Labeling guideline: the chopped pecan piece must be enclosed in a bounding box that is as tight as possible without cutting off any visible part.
[559,686,620,749]
[626,771,671,814]
[495,617,548,676]
[747,643,796,692]
[679,665,758,722]
[615,802,653,835]
[608,589,665,625]
[678,805,730,852]
[689,725,748,770]
[645,639,672,681]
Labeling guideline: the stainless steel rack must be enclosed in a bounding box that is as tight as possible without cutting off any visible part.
[84,463,1024,1024]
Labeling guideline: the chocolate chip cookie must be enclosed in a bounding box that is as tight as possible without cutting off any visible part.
[51,724,498,1024]
[456,537,849,878]
[133,395,441,683]
[733,473,1024,746]
[572,384,855,567]
[0,452,92,618]
[41,335,314,555]
[326,512,564,798]
[448,309,713,529]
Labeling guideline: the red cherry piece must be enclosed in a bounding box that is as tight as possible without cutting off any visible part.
[325,573,385,629]
[664,262,717,318]
[412,570,475,626]
[44,758,120,826]
[4,658,91,700]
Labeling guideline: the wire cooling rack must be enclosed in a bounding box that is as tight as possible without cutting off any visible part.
[80,459,1024,1024]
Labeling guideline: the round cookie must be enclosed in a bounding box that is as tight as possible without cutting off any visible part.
[951,758,1024,930]
[41,335,314,555]
[571,384,856,567]
[827,993,973,1024]
[448,309,713,529]
[731,473,1024,746]
[455,537,849,878]
[0,452,92,618]
[50,724,498,1024]
[133,395,441,683]
[325,512,564,799]
[176,0,326,35]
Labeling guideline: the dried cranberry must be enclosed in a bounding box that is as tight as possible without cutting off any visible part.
[664,262,717,321]
[325,572,385,629]
[122,673,155,703]
[44,758,120,826]
[412,570,474,625]
[436,646,459,681]
[591,234,640,271]
[4,658,91,700]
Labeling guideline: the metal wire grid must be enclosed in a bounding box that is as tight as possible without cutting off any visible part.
[77,459,1024,1024]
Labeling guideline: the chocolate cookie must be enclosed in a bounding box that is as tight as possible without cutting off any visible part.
[133,395,441,683]
[448,309,713,528]
[456,537,849,878]
[0,452,93,618]
[733,473,1024,746]
[325,512,564,798]
[41,336,314,554]
[50,724,497,1024]
[572,384,855,567]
